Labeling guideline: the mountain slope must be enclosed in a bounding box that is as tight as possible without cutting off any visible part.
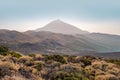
[0,29,120,54]
[0,30,107,54]
[24,31,105,54]
[0,29,32,43]
[36,20,89,35]
[83,33,120,52]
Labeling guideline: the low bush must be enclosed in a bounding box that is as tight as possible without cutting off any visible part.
[0,46,9,56]
[95,74,118,80]
[45,54,67,64]
[18,56,33,63]
[106,59,120,66]
[0,61,18,78]
[28,54,36,57]
[33,62,45,71]
[0,46,9,53]
[25,61,35,66]
[8,52,22,58]
[80,58,91,67]
[53,71,88,80]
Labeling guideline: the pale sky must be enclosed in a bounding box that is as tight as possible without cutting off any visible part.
[0,0,120,35]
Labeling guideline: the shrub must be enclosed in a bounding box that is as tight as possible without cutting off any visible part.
[106,59,120,66]
[25,61,35,66]
[67,55,77,63]
[0,61,18,78]
[1,55,18,63]
[33,54,44,61]
[80,58,91,67]
[33,61,45,71]
[18,56,33,63]
[18,66,39,80]
[0,46,9,56]
[0,46,22,58]
[95,74,118,80]
[60,64,82,73]
[51,61,61,68]
[46,55,67,64]
[28,54,36,57]
[2,75,26,80]
[8,52,22,58]
[53,71,88,80]
[0,46,9,53]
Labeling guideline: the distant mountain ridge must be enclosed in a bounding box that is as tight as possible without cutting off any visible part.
[0,20,120,58]
[36,19,89,35]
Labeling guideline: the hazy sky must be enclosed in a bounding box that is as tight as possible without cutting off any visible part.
[0,0,120,35]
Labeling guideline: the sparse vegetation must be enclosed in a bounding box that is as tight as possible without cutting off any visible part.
[0,46,22,58]
[0,46,120,80]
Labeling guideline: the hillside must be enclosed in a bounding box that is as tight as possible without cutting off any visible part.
[82,33,120,52]
[0,30,109,54]
[0,46,120,80]
[0,29,32,43]
[0,29,120,55]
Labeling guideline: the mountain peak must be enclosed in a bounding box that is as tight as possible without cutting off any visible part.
[50,19,66,24]
[36,20,89,35]
[53,19,63,22]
